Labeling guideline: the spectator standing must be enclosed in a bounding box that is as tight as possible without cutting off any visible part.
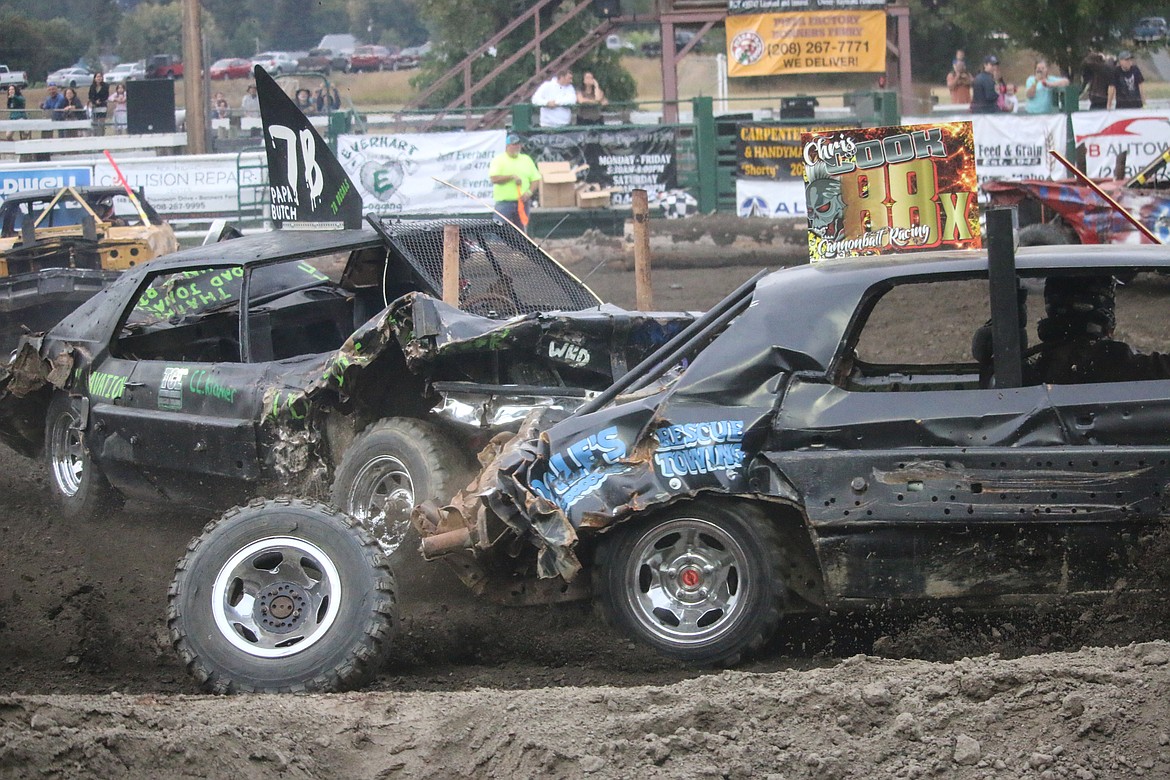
[40,84,67,120]
[576,71,607,125]
[1024,59,1069,113]
[213,98,230,119]
[1110,51,1144,109]
[241,84,260,117]
[946,59,972,104]
[488,132,541,233]
[110,83,127,132]
[1081,51,1114,110]
[970,55,1002,113]
[1002,83,1019,113]
[6,85,26,119]
[88,71,109,135]
[531,70,576,127]
[60,87,84,137]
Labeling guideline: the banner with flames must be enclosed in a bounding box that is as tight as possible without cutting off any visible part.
[802,122,982,262]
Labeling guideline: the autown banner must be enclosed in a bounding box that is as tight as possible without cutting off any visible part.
[1070,111,1170,181]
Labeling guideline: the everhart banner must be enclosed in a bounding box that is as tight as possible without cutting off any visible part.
[337,130,502,216]
[801,122,982,261]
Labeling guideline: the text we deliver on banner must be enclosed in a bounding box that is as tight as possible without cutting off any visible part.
[726,9,885,76]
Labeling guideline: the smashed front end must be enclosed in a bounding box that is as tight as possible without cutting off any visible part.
[412,271,800,594]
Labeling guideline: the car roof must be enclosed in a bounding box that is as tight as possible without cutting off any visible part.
[129,229,383,273]
[744,243,1170,373]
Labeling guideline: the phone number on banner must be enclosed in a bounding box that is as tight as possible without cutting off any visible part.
[727,11,885,76]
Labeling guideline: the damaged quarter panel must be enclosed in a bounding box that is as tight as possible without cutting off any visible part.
[490,274,808,580]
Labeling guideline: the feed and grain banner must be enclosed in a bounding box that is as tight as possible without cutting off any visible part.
[726,0,885,76]
[802,122,981,261]
[525,127,677,205]
[337,130,504,216]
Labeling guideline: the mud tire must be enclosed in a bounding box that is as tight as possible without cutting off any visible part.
[45,392,122,520]
[330,417,473,556]
[168,497,398,694]
[593,500,788,666]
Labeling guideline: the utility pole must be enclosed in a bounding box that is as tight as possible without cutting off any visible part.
[182,0,207,154]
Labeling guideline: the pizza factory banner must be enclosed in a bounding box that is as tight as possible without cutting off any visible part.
[526,127,677,205]
[337,130,504,216]
[800,122,981,261]
[726,10,885,76]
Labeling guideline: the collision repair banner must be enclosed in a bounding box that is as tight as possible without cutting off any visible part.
[802,122,982,261]
[726,10,885,76]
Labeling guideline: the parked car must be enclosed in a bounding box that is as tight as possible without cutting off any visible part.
[145,54,183,79]
[209,58,253,80]
[1133,16,1168,42]
[250,51,298,76]
[105,61,145,83]
[164,240,1170,692]
[349,44,394,72]
[46,67,94,89]
[388,42,428,70]
[0,64,28,89]
[298,48,350,75]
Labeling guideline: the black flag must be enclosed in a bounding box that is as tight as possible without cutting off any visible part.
[255,65,363,230]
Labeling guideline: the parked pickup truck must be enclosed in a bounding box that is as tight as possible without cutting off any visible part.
[0,65,28,89]
[145,54,183,79]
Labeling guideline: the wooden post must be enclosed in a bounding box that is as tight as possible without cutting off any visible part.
[632,188,653,310]
[443,223,461,307]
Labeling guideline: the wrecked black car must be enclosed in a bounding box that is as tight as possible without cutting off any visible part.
[0,219,691,556]
[168,241,1170,692]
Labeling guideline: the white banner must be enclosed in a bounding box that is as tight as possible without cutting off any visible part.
[337,130,504,216]
[739,115,1066,218]
[735,179,806,218]
[92,153,267,216]
[907,114,1067,192]
[1071,111,1170,180]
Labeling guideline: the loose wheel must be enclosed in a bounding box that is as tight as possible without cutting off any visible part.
[168,497,398,693]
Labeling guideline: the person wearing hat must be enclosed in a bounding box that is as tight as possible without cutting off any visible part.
[971,55,1003,113]
[488,133,541,232]
[1109,50,1144,109]
[1026,275,1170,384]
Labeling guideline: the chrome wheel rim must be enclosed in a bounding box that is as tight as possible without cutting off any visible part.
[623,518,750,646]
[211,536,342,659]
[343,455,415,555]
[48,405,85,497]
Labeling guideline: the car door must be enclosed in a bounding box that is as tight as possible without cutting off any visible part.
[766,274,1087,605]
[87,264,267,504]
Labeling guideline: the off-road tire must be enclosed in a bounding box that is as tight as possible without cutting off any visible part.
[593,499,788,666]
[44,392,122,519]
[331,417,474,556]
[1019,221,1077,247]
[168,497,398,694]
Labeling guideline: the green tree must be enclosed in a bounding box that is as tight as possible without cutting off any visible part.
[911,0,1147,83]
[0,12,88,82]
[414,0,635,109]
[118,3,183,60]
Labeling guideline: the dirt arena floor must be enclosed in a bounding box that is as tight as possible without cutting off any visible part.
[4,254,1170,778]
